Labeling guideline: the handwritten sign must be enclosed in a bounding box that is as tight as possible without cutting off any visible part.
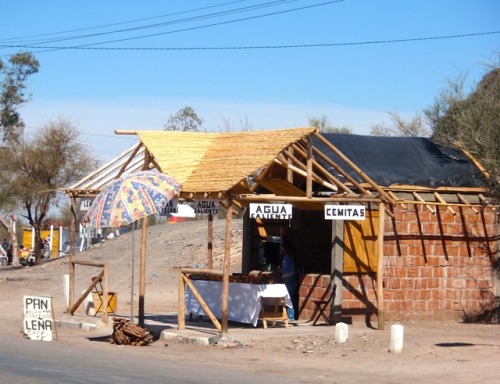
[324,204,366,220]
[23,295,55,341]
[249,203,293,220]
[160,198,179,215]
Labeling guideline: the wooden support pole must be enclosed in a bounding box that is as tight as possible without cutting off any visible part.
[208,213,213,270]
[138,217,148,326]
[102,261,109,324]
[306,135,313,198]
[221,199,233,335]
[177,272,186,330]
[377,202,386,330]
[69,195,77,312]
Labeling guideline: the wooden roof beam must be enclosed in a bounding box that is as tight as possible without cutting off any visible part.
[458,193,480,214]
[287,143,363,195]
[412,192,436,214]
[274,156,339,193]
[306,135,313,198]
[117,142,144,178]
[433,192,457,215]
[388,191,407,209]
[281,148,353,194]
[310,145,373,196]
[313,132,396,205]
[68,143,143,190]
[237,194,382,204]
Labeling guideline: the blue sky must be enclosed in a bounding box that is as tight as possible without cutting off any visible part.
[1,0,499,162]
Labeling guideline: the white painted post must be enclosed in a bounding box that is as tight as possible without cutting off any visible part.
[335,322,349,343]
[390,324,404,354]
[63,274,70,309]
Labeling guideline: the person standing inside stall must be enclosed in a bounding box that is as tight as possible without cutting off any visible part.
[279,239,299,321]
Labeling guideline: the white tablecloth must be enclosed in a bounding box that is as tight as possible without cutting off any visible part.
[185,280,292,327]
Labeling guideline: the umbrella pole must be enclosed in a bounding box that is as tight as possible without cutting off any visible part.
[139,216,148,327]
[130,222,135,320]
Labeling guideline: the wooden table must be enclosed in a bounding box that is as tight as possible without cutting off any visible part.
[185,280,292,327]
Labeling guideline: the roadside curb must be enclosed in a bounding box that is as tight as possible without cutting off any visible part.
[161,330,221,346]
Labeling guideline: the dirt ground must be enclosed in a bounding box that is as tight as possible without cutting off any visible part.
[1,217,499,383]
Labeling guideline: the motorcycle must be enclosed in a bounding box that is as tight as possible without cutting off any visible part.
[19,248,36,266]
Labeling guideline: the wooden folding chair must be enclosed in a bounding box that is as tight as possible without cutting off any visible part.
[312,284,337,326]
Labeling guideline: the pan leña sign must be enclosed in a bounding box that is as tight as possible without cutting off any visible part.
[23,295,55,341]
[249,203,293,220]
[324,204,366,220]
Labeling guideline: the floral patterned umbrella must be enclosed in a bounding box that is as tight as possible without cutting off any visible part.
[84,170,182,326]
[85,170,182,228]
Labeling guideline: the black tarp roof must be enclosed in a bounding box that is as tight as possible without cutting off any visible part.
[314,134,489,189]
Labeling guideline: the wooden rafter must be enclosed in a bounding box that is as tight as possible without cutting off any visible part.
[288,143,360,194]
[457,193,480,214]
[313,132,396,205]
[280,148,352,194]
[434,192,457,215]
[274,156,339,193]
[412,192,436,214]
[310,144,373,196]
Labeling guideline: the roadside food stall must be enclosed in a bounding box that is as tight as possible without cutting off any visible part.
[62,128,496,334]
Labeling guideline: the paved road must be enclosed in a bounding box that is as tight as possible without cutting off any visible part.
[0,333,285,384]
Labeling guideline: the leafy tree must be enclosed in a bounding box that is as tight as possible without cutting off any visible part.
[164,106,203,132]
[308,115,352,134]
[3,118,95,264]
[425,66,500,198]
[370,112,431,137]
[0,52,40,143]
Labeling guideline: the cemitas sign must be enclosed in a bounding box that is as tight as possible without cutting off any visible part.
[324,204,366,220]
[249,203,293,220]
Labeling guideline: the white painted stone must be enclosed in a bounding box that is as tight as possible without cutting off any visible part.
[390,324,404,354]
[63,274,70,308]
[335,322,348,343]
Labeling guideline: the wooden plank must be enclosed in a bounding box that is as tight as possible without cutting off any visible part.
[70,269,104,315]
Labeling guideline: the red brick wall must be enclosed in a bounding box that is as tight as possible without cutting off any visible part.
[298,205,498,323]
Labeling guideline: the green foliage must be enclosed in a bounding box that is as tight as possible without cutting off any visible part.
[426,67,500,199]
[2,118,95,263]
[0,52,40,143]
[164,106,203,132]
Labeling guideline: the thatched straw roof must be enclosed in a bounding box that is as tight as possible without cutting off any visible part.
[135,128,318,194]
